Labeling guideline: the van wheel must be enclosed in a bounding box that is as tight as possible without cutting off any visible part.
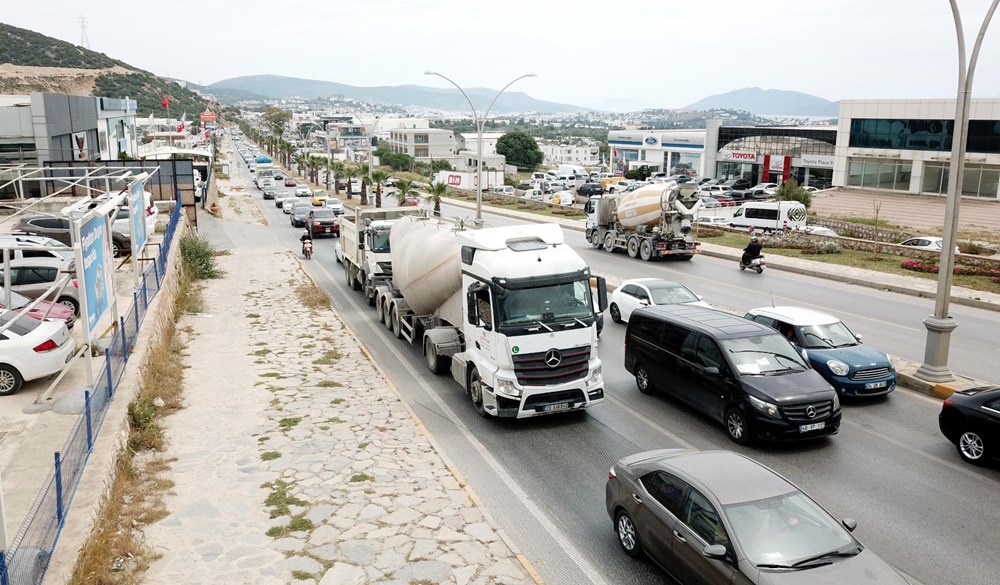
[626,237,639,258]
[639,240,653,261]
[725,407,752,445]
[469,367,487,417]
[635,365,655,395]
[0,364,24,396]
[609,303,622,324]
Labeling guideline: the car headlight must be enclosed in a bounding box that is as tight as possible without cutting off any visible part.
[748,395,780,418]
[588,366,603,387]
[496,377,521,398]
[827,359,850,376]
[832,392,841,411]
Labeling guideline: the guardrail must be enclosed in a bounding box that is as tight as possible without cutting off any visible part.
[0,196,183,585]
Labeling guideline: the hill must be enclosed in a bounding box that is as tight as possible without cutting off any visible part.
[209,74,588,114]
[0,22,209,117]
[686,87,839,117]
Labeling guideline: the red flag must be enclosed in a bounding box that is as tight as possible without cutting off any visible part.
[612,147,617,157]
[177,122,184,132]
[162,95,169,109]
[205,130,210,138]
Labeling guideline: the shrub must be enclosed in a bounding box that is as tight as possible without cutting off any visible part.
[179,235,224,279]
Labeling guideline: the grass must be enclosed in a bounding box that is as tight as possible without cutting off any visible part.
[295,282,331,308]
[830,215,909,232]
[179,235,225,279]
[313,349,342,365]
[319,381,342,388]
[264,480,307,518]
[349,472,376,483]
[279,417,302,429]
[261,451,281,461]
[291,570,313,580]
[266,516,313,538]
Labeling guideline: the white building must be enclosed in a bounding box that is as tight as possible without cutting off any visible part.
[607,129,707,176]
[457,132,504,156]
[539,140,601,167]
[834,98,1000,199]
[386,128,456,161]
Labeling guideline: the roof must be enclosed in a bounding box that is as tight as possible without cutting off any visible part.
[623,278,684,290]
[635,305,768,339]
[653,451,795,505]
[747,306,839,326]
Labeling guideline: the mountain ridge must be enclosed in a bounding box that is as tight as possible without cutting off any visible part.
[686,87,839,117]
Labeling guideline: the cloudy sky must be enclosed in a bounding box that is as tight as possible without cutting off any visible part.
[6,0,1000,110]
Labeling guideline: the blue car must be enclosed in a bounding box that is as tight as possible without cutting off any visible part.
[744,306,896,397]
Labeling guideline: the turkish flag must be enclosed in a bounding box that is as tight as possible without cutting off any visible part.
[162,95,169,109]
[612,147,617,157]
[177,122,184,132]
[205,130,210,137]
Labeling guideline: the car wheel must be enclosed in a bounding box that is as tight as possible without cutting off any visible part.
[609,303,622,324]
[615,509,642,558]
[469,367,487,417]
[58,296,80,316]
[958,430,989,464]
[111,238,126,258]
[0,364,24,396]
[635,365,654,395]
[725,407,752,445]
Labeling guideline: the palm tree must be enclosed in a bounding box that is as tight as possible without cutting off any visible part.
[394,178,418,206]
[308,156,325,184]
[294,154,309,178]
[322,158,337,191]
[331,161,345,195]
[343,165,359,200]
[279,141,295,169]
[426,181,447,216]
[371,169,387,208]
[359,165,371,205]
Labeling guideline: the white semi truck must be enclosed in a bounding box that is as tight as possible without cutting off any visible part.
[585,182,703,261]
[374,214,608,418]
[341,207,425,305]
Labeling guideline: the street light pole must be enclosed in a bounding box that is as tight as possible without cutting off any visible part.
[425,71,536,224]
[915,0,999,384]
[337,107,388,200]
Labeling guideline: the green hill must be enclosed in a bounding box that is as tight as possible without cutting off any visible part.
[0,22,209,117]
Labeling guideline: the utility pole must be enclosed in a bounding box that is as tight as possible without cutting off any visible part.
[79,16,91,49]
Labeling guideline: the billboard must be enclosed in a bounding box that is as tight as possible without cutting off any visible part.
[128,181,148,258]
[79,214,114,335]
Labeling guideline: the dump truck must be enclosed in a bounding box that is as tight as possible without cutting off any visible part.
[373,214,608,418]
[340,206,425,305]
[585,183,703,261]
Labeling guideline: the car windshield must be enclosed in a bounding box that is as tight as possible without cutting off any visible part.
[498,280,594,326]
[648,284,699,305]
[796,321,858,349]
[311,209,335,219]
[370,228,391,253]
[724,491,857,568]
[720,335,809,375]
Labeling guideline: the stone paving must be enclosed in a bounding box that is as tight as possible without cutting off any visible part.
[141,248,534,585]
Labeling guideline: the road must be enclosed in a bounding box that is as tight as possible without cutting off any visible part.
[225,150,1000,585]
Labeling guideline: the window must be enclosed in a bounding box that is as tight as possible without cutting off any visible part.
[745,207,778,220]
[475,288,493,328]
[683,490,730,547]
[696,336,725,370]
[846,158,912,191]
[640,472,688,516]
[621,284,640,297]
[984,398,1000,411]
[15,266,57,285]
[657,323,694,355]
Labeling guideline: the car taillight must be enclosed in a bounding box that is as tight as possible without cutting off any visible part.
[608,466,617,480]
[147,205,154,216]
[72,280,79,288]
[33,339,58,352]
[943,399,953,408]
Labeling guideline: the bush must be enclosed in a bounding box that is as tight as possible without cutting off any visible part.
[773,177,812,209]
[959,241,996,256]
[800,241,842,255]
[179,235,224,279]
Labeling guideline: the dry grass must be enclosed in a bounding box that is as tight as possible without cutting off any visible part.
[295,282,331,308]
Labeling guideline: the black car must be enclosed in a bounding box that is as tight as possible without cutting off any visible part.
[262,187,278,200]
[578,183,604,197]
[722,178,753,191]
[939,385,1000,465]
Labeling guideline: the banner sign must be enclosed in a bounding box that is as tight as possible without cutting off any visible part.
[128,182,148,258]
[80,214,114,335]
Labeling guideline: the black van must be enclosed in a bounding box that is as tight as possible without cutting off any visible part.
[624,305,840,444]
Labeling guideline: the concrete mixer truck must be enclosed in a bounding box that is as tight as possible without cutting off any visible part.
[373,214,608,418]
[584,183,703,261]
[341,206,426,305]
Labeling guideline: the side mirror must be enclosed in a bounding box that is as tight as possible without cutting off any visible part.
[358,242,365,250]
[639,298,650,306]
[466,291,478,325]
[842,518,858,532]
[703,544,728,560]
[596,277,608,312]
[703,366,720,377]
[855,334,863,343]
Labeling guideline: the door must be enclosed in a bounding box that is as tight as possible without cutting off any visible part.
[617,284,641,322]
[635,472,689,576]
[12,266,59,299]
[469,284,498,370]
[691,335,730,421]
[671,489,741,585]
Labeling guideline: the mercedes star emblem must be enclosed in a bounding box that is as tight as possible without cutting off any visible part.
[544,349,562,368]
[805,405,817,419]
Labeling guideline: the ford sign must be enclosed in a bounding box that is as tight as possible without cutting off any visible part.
[644,136,658,145]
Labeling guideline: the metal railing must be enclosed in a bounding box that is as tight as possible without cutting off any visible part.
[0,197,183,585]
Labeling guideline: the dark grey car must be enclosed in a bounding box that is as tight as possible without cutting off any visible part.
[606,450,910,585]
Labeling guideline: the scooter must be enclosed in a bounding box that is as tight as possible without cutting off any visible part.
[302,239,313,260]
[739,254,765,274]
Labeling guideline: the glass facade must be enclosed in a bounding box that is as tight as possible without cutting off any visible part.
[849,119,1000,154]
[718,127,836,156]
[846,158,912,191]
[921,163,1000,198]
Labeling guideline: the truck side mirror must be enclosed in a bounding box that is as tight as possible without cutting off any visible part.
[358,241,365,250]
[596,277,608,312]
[466,291,477,325]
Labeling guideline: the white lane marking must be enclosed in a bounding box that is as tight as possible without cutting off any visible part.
[601,395,697,450]
[311,259,612,585]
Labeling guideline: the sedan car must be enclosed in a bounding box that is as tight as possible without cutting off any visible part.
[262,187,278,200]
[290,202,313,227]
[284,177,297,187]
[609,278,709,324]
[939,385,1000,465]
[744,306,896,397]
[294,185,312,197]
[696,216,729,227]
[794,225,840,237]
[0,258,81,315]
[281,197,300,214]
[606,449,910,585]
[0,290,75,329]
[311,190,329,206]
[700,196,722,208]
[0,310,76,395]
[899,236,960,254]
[306,208,339,237]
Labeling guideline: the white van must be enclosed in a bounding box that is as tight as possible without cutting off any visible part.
[494,185,516,196]
[729,201,807,232]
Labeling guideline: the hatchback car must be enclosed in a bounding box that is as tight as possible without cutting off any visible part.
[0,234,75,263]
[0,290,76,330]
[609,278,709,324]
[939,385,1000,465]
[290,202,313,227]
[745,306,896,397]
[0,310,76,395]
[262,187,278,200]
[899,236,959,254]
[281,197,300,214]
[10,214,73,246]
[0,259,81,315]
[606,449,911,585]
[324,198,345,215]
[311,190,329,206]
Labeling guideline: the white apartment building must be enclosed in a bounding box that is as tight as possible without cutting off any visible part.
[458,132,505,156]
[539,140,601,167]
[386,128,456,161]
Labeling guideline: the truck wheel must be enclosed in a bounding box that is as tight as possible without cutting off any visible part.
[639,240,653,261]
[375,297,385,323]
[469,368,487,417]
[603,233,615,253]
[345,263,352,286]
[425,340,449,375]
[384,302,395,330]
[590,232,602,248]
[391,306,403,339]
[351,268,361,291]
[626,237,639,258]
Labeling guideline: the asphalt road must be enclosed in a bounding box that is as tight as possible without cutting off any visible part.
[224,150,1000,585]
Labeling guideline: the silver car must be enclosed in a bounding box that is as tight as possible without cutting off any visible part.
[0,258,80,315]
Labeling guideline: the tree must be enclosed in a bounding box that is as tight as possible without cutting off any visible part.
[495,130,543,170]
[773,177,811,209]
[294,154,309,177]
[343,166,359,200]
[359,164,371,205]
[430,159,453,172]
[308,156,325,184]
[426,181,447,216]
[394,178,418,205]
[331,162,345,194]
[322,158,337,191]
[371,169,387,208]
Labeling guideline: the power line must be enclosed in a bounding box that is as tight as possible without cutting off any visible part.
[79,15,91,50]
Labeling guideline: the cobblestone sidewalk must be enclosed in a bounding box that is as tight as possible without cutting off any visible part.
[141,249,535,585]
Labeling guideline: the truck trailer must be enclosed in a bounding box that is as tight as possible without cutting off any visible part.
[585,183,702,261]
[341,206,425,305]
[373,214,608,418]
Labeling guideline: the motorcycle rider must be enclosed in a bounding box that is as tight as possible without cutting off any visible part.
[742,235,763,266]
[300,229,313,257]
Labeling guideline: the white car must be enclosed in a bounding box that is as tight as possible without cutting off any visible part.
[334,240,343,264]
[795,225,840,237]
[899,236,960,254]
[324,197,345,215]
[608,278,710,324]
[0,310,76,395]
[696,216,729,226]
[294,185,312,197]
[281,198,299,214]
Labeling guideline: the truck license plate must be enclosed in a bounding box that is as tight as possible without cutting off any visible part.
[865,381,887,389]
[799,422,825,433]
[543,403,570,412]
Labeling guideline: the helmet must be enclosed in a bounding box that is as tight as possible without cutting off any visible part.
[751,236,759,242]
[303,229,310,236]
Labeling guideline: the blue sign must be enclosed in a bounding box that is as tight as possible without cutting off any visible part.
[129,182,148,257]
[644,136,658,145]
[80,214,112,334]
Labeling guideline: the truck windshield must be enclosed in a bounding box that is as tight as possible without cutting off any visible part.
[498,280,594,326]
[370,229,391,253]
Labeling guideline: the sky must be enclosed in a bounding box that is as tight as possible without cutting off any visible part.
[5,0,1000,111]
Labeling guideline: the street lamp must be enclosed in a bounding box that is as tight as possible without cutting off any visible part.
[335,106,389,199]
[915,0,1000,384]
[425,71,537,223]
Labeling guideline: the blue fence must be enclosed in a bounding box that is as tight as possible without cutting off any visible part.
[0,198,184,585]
